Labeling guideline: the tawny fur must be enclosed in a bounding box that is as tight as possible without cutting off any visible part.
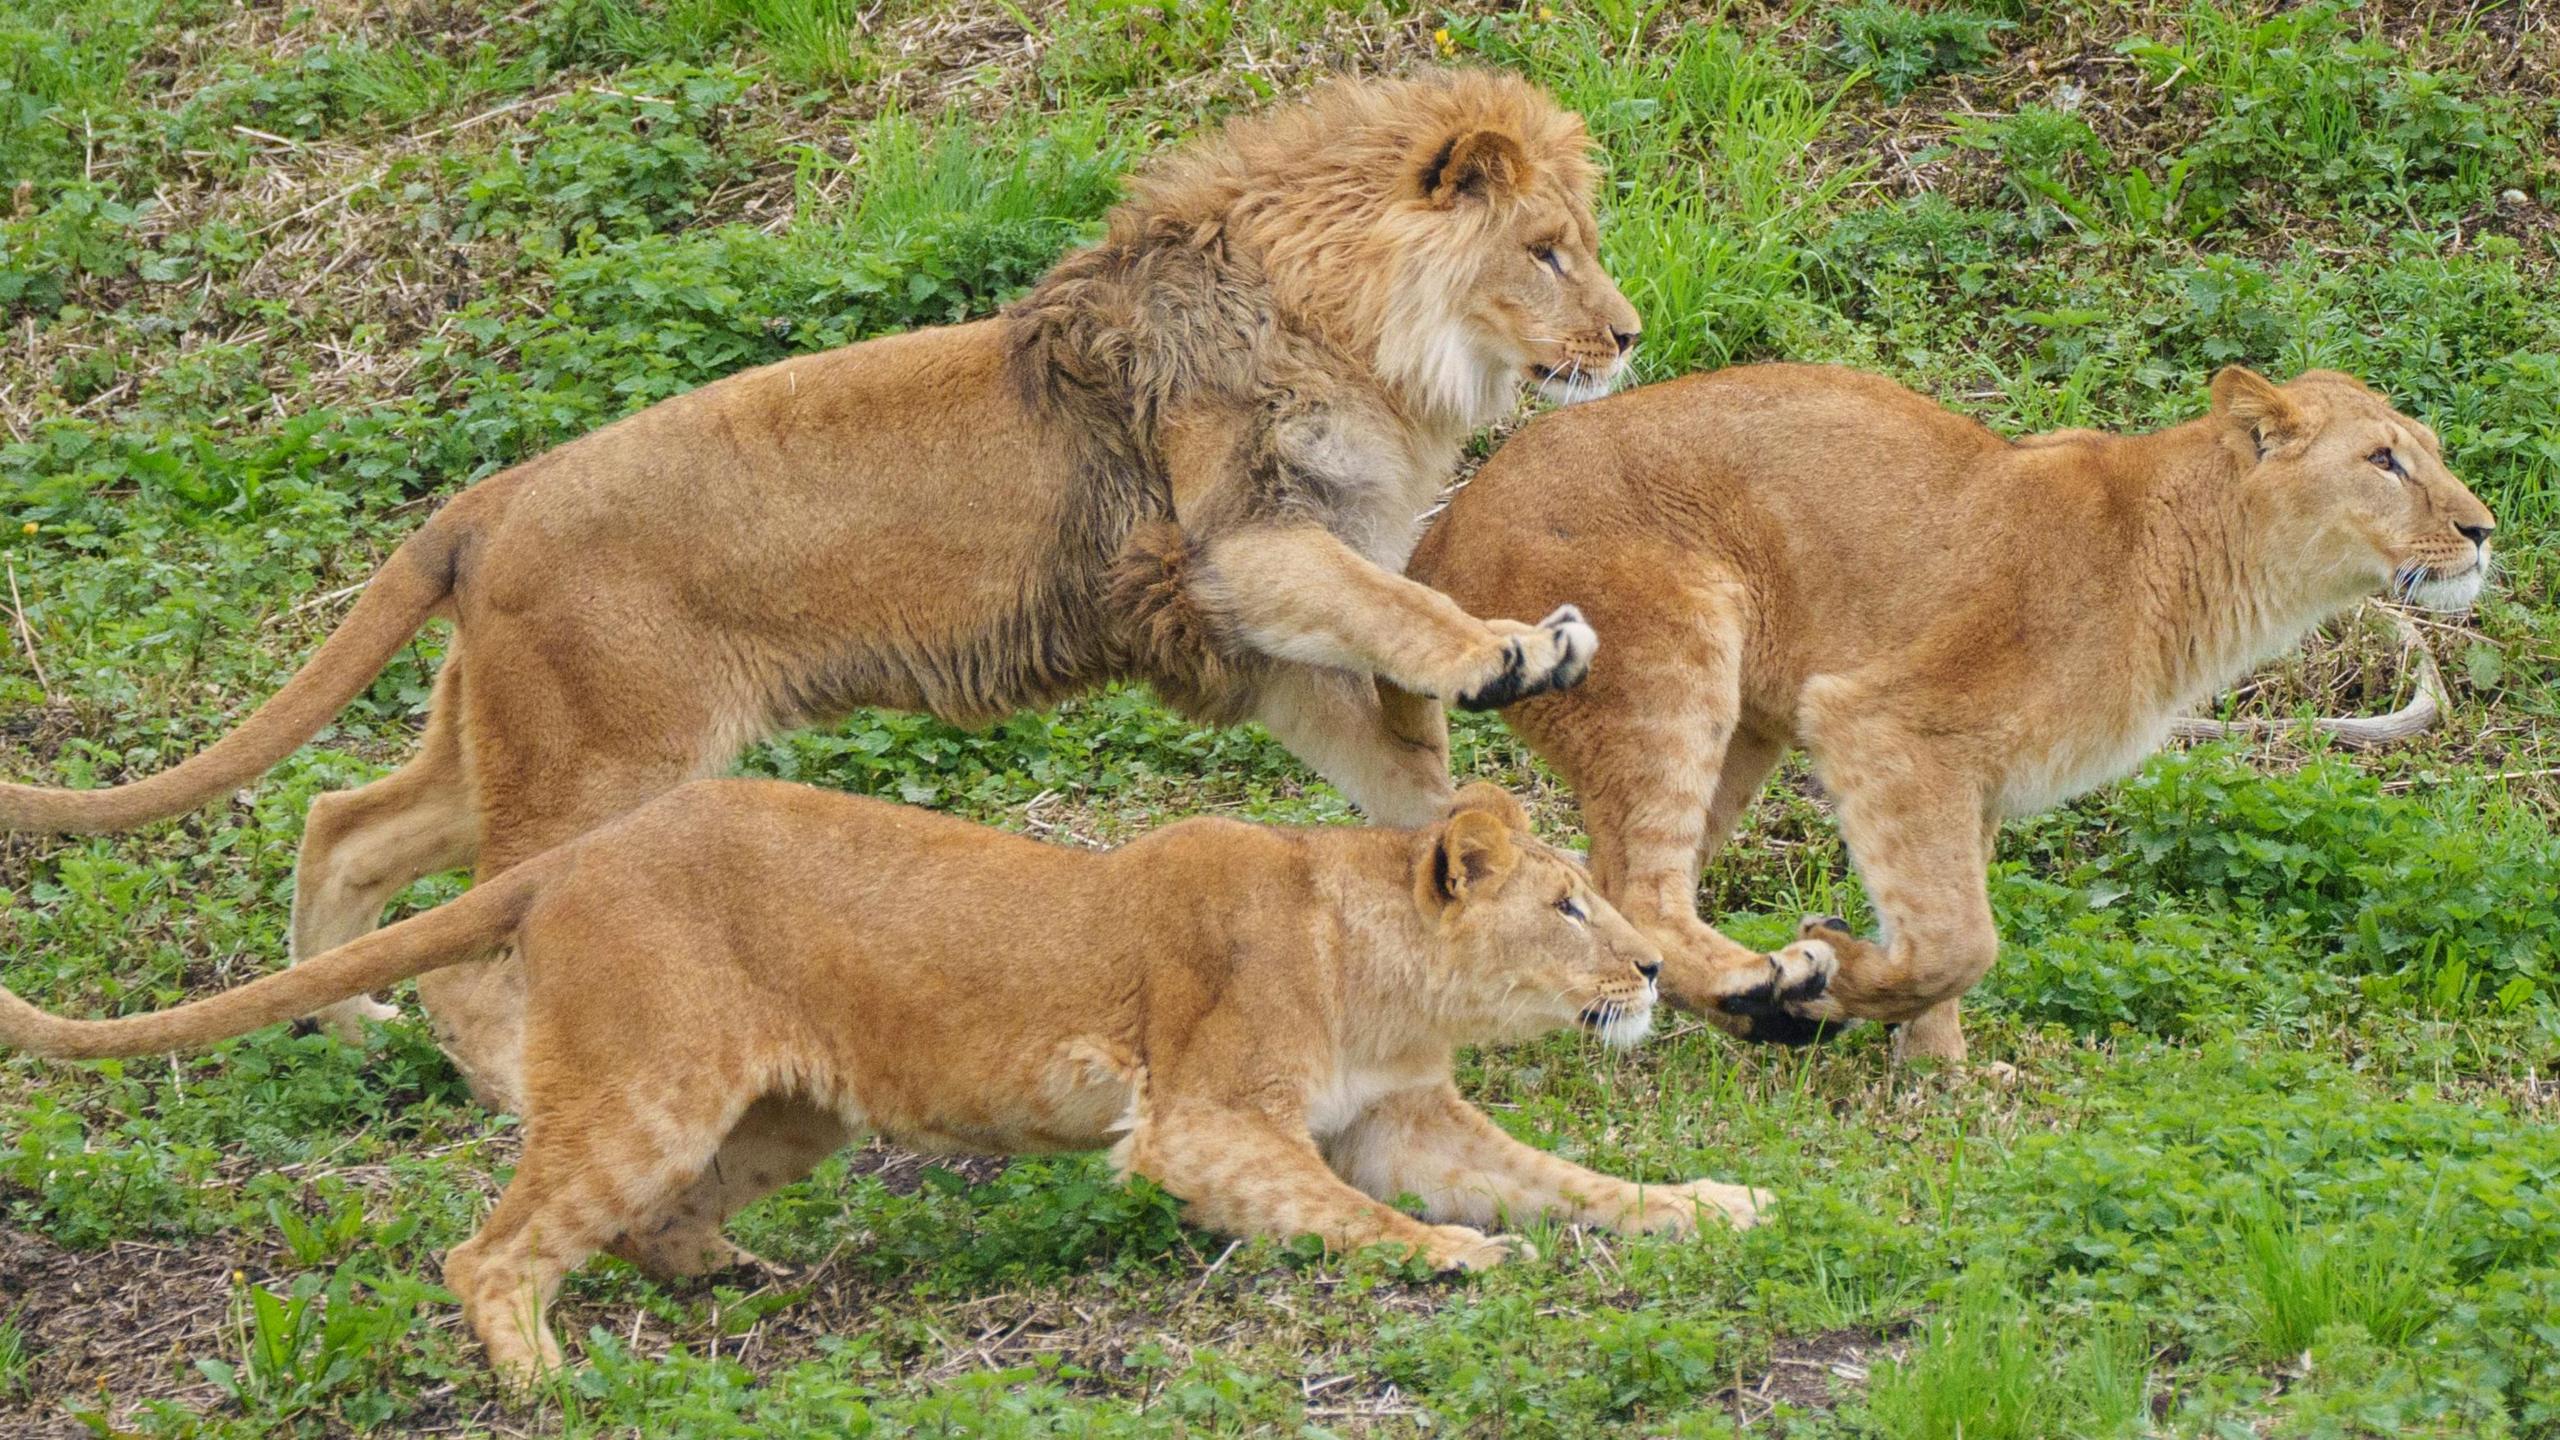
[0,783,1773,1384]
[1404,365,2497,1062]
[0,73,1642,1108]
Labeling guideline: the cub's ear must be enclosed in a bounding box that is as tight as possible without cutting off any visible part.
[2211,366,2308,460]
[1425,809,1520,910]
[1447,782,1531,834]
[1423,128,1529,208]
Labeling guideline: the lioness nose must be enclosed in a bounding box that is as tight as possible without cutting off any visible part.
[2458,523,2494,545]
[1636,957,1661,981]
[1611,328,1638,356]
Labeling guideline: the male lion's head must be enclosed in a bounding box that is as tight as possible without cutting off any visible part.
[2213,367,2497,612]
[1409,784,1660,1050]
[1128,71,1641,431]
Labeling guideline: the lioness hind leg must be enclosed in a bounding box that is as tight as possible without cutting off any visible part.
[1326,1082,1770,1236]
[292,655,478,1041]
[608,1096,851,1280]
[1198,525,1595,711]
[1777,737,1997,1058]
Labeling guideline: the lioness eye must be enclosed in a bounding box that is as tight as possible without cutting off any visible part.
[1531,246,1564,277]
[1557,896,1586,922]
[2368,448,2400,475]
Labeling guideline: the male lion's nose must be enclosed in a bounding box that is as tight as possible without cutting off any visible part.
[1636,957,1661,981]
[2458,522,2494,546]
[1610,328,1638,356]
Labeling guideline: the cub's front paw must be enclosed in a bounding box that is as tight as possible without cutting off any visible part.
[1663,1179,1773,1233]
[1419,1225,1534,1272]
[1455,605,1597,711]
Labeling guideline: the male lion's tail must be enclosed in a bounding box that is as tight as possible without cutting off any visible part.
[1,511,471,834]
[0,850,566,1059]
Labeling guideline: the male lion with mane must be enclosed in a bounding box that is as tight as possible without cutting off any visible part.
[2,73,1641,1108]
[1407,364,2496,1064]
[0,783,1767,1383]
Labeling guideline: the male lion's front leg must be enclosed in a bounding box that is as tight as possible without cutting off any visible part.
[1249,668,1455,826]
[1199,525,1595,711]
[1325,1082,1770,1236]
[1124,1102,1522,1271]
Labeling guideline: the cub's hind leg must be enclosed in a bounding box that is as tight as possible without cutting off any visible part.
[608,1096,851,1280]
[1325,1082,1768,1236]
[291,653,479,1040]
[419,632,754,1111]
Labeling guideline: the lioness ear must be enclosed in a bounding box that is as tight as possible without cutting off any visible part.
[1447,782,1530,834]
[1428,809,1519,908]
[1423,128,1529,208]
[2211,366,2307,460]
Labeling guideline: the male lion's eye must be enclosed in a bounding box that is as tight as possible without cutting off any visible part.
[2369,448,2402,476]
[1531,246,1565,277]
[1557,896,1587,922]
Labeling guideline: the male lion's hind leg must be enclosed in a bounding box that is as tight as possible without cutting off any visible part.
[607,1097,851,1280]
[291,655,478,1041]
[1325,1082,1770,1236]
[1126,1101,1522,1272]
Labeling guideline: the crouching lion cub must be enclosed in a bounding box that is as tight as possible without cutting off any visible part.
[0,783,1802,1382]
[1408,364,2495,1063]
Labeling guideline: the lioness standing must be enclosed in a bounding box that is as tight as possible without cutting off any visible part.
[2,73,1641,1107]
[1407,365,2496,1062]
[0,783,1773,1382]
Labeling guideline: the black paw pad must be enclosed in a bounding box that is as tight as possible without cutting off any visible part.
[1739,1013,1848,1048]
[1779,965,1832,1005]
[1806,915,1852,937]
[1456,639,1530,711]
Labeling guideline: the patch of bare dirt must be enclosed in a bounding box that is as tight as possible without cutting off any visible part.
[1718,1324,1903,1428]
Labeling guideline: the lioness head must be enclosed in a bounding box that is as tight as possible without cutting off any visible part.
[2214,367,2497,611]
[1412,784,1661,1050]
[1139,72,1641,429]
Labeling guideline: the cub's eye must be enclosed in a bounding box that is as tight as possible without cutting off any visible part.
[1531,245,1565,277]
[2368,448,2402,476]
[1557,896,1587,922]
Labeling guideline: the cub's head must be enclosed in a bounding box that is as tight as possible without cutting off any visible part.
[1142,71,1640,429]
[2214,367,2497,611]
[1411,784,1660,1050]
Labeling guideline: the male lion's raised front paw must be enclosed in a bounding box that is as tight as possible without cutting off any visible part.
[1418,1225,1535,1272]
[1710,940,1844,1047]
[1455,605,1597,711]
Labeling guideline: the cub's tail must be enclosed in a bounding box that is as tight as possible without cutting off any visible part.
[0,850,565,1059]
[1,510,471,834]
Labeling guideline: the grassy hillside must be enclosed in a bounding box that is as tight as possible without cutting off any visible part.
[2,0,2556,1434]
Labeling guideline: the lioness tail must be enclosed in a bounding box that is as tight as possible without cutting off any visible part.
[0,851,564,1059]
[0,512,469,834]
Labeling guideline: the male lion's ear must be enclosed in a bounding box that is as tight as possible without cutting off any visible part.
[1428,809,1519,908]
[2210,366,2308,460]
[1423,128,1530,208]
[1447,782,1530,834]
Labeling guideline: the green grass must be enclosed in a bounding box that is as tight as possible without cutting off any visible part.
[2,0,2558,1435]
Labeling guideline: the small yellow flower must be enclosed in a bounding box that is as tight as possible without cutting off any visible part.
[1433,26,1455,54]
[1537,5,1556,19]
[18,521,33,535]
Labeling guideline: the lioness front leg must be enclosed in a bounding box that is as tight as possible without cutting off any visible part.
[1326,1083,1769,1235]
[1125,1103,1521,1271]
[1199,526,1595,710]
